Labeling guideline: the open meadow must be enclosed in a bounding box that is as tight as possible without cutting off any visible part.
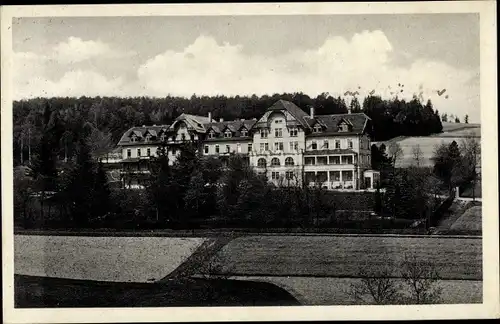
[213,235,482,280]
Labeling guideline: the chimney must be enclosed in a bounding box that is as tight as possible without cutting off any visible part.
[219,118,224,122]
[309,106,314,119]
[208,112,212,122]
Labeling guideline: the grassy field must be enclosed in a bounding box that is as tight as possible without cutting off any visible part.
[373,122,481,168]
[228,276,482,305]
[15,235,207,282]
[450,206,482,234]
[15,275,299,307]
[212,236,482,280]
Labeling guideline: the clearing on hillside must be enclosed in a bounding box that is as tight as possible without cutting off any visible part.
[450,206,482,234]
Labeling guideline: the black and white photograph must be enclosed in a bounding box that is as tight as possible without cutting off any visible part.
[1,2,498,322]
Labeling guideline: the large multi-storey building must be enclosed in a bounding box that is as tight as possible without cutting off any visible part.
[111,100,380,190]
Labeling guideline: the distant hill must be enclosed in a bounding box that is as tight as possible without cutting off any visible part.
[373,123,480,168]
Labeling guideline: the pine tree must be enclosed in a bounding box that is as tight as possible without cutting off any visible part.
[92,162,111,220]
[66,136,95,227]
[350,97,362,113]
[464,115,469,124]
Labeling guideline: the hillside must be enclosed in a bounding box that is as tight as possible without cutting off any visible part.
[373,122,480,168]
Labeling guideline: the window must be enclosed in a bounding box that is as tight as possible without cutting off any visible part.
[204,145,209,154]
[137,148,141,157]
[208,131,216,139]
[145,134,151,142]
[317,156,327,165]
[275,119,283,124]
[265,143,269,151]
[237,143,241,153]
[335,140,341,149]
[241,129,248,137]
[215,145,219,153]
[342,170,353,181]
[260,129,268,138]
[147,148,151,156]
[160,134,166,142]
[257,158,267,168]
[311,141,317,150]
[305,157,315,165]
[285,171,294,180]
[289,141,299,151]
[181,133,186,141]
[330,171,341,181]
[313,125,322,133]
[271,158,280,167]
[289,128,298,137]
[260,143,265,152]
[339,123,349,132]
[127,149,131,158]
[271,172,280,180]
[348,139,353,149]
[275,128,283,138]
[285,157,294,166]
[342,155,353,164]
[323,140,329,149]
[329,156,340,164]
[226,145,230,153]
[131,135,137,142]
[274,142,284,151]
[248,143,253,152]
[224,130,232,138]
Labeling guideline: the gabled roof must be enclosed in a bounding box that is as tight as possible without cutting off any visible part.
[131,130,143,138]
[172,113,211,133]
[117,124,170,146]
[145,129,157,137]
[308,113,371,136]
[203,119,257,140]
[267,100,311,128]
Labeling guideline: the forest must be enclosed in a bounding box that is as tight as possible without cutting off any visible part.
[12,92,443,166]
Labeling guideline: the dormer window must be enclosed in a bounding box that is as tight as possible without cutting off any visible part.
[224,130,232,138]
[338,121,351,132]
[181,133,186,141]
[160,134,166,142]
[130,134,138,142]
[241,128,248,137]
[208,130,216,139]
[313,125,322,133]
[145,134,151,142]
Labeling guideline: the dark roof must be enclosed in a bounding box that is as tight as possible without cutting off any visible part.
[304,149,357,156]
[268,100,311,128]
[117,125,170,146]
[204,119,257,138]
[306,113,370,136]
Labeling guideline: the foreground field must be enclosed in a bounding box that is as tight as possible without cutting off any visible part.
[15,235,207,282]
[15,275,299,307]
[228,276,482,305]
[213,235,482,280]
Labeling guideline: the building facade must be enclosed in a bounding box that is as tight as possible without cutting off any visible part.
[113,100,379,190]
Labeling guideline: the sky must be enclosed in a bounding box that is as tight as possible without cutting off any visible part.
[12,14,480,122]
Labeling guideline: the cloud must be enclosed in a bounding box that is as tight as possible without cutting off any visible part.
[13,32,480,122]
[52,36,136,64]
[14,69,127,99]
[136,31,479,121]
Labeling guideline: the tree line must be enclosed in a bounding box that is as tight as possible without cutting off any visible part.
[13,92,444,167]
